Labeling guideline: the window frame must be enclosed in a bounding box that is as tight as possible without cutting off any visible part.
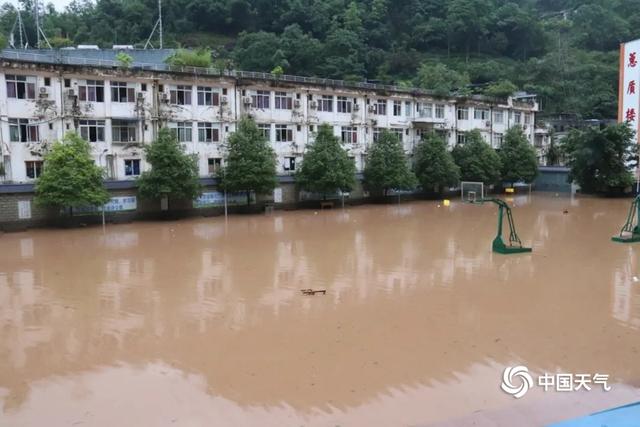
[6,74,36,100]
[337,96,352,113]
[124,159,141,177]
[197,86,220,106]
[25,160,43,179]
[393,100,402,117]
[251,90,271,109]
[318,95,333,112]
[112,119,138,143]
[173,122,193,142]
[275,124,293,142]
[198,122,219,143]
[341,126,358,144]
[110,81,136,103]
[9,118,39,143]
[170,85,192,106]
[274,91,293,110]
[375,99,387,116]
[79,119,106,143]
[78,80,105,102]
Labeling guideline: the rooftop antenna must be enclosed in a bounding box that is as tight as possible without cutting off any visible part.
[9,8,28,49]
[144,0,163,49]
[34,0,52,48]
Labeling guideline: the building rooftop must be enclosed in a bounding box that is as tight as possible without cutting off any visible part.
[0,48,537,108]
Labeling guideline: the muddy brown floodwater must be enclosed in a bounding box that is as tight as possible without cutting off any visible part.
[1,194,640,426]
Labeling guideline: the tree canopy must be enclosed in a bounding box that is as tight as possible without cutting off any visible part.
[499,127,539,184]
[137,127,202,204]
[414,132,460,193]
[363,130,417,196]
[220,116,277,204]
[296,124,356,197]
[452,130,502,185]
[35,132,110,213]
[2,0,635,117]
[563,123,637,194]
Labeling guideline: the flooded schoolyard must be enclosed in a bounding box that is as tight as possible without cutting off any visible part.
[1,194,640,426]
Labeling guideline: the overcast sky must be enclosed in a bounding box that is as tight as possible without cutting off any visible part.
[4,0,77,11]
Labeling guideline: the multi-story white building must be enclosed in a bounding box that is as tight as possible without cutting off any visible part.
[0,49,539,183]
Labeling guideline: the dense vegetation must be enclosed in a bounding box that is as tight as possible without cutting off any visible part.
[1,0,634,118]
[137,127,202,207]
[35,132,110,215]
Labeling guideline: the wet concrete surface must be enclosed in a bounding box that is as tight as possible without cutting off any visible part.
[1,194,639,426]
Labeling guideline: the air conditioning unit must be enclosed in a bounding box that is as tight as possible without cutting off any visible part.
[485,120,491,127]
[243,96,252,105]
[353,103,360,111]
[137,92,144,99]
[309,100,317,109]
[38,87,48,98]
[367,105,376,113]
[67,88,75,97]
[160,93,169,102]
[221,96,228,104]
[293,99,301,108]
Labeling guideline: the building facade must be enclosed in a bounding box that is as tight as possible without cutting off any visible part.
[0,49,539,184]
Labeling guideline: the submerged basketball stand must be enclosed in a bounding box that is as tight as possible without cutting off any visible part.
[470,197,532,254]
[612,195,640,243]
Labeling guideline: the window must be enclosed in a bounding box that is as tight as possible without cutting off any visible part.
[25,161,43,179]
[284,157,296,172]
[375,99,387,115]
[112,120,137,143]
[457,132,466,145]
[78,80,104,102]
[198,122,219,142]
[474,108,490,120]
[170,85,192,105]
[275,91,293,110]
[173,122,193,142]
[9,119,39,142]
[418,103,432,118]
[79,120,105,142]
[208,158,222,174]
[318,95,333,112]
[435,104,445,119]
[251,90,270,109]
[124,159,140,176]
[275,124,293,142]
[337,96,352,113]
[405,101,412,116]
[44,77,50,86]
[390,128,403,141]
[514,112,522,124]
[494,110,504,124]
[258,124,271,140]
[111,81,135,103]
[6,74,36,99]
[393,100,402,116]
[373,127,382,142]
[493,133,504,148]
[141,83,147,91]
[341,126,358,144]
[197,86,219,106]
[457,107,469,120]
[64,78,71,88]
[524,113,531,125]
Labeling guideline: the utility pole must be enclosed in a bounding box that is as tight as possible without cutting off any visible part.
[144,0,163,49]
[34,0,40,48]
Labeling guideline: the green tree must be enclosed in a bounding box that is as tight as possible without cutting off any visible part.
[165,48,212,67]
[452,130,502,184]
[115,52,133,68]
[296,124,355,198]
[220,117,277,205]
[35,132,110,215]
[414,132,460,193]
[364,130,417,196]
[137,128,201,208]
[414,62,469,96]
[484,80,517,98]
[563,123,637,194]
[499,127,538,184]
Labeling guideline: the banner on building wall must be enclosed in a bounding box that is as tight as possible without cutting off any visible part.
[193,191,252,208]
[73,196,137,215]
[619,39,640,144]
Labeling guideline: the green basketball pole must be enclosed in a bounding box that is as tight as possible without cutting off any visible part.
[612,195,640,243]
[471,198,532,254]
